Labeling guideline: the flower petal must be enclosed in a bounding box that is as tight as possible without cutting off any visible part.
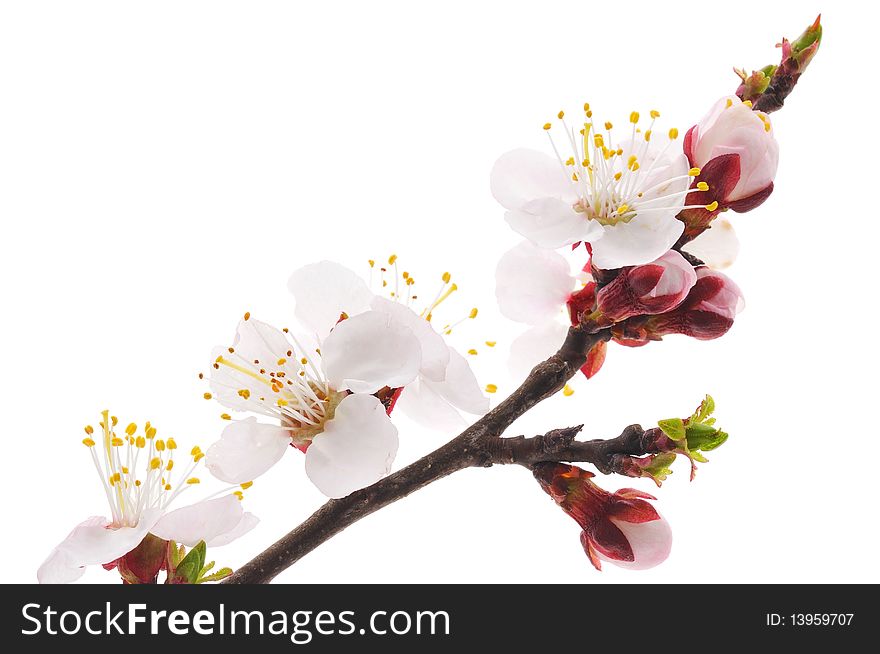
[589,211,685,269]
[683,219,740,269]
[207,511,260,547]
[45,510,163,574]
[495,241,575,325]
[508,322,569,382]
[603,514,673,570]
[425,347,489,415]
[37,516,108,584]
[288,261,375,338]
[490,148,577,211]
[396,380,468,432]
[505,198,599,250]
[322,310,421,394]
[370,297,450,382]
[151,495,246,548]
[305,393,399,498]
[206,418,292,484]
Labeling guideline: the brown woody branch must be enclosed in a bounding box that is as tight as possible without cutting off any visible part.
[226,325,648,583]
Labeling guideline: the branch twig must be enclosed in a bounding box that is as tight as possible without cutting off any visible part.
[225,325,611,584]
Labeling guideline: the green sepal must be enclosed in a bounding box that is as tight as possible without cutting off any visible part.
[658,417,686,442]
[198,567,234,583]
[173,541,207,584]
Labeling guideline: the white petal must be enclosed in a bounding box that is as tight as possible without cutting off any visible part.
[370,297,450,382]
[207,512,260,547]
[425,347,489,415]
[508,322,569,382]
[603,514,673,570]
[151,495,246,548]
[490,148,577,211]
[37,516,108,584]
[288,261,375,338]
[206,418,292,484]
[47,510,163,571]
[209,319,305,415]
[396,380,468,432]
[322,311,421,394]
[683,219,740,270]
[496,241,575,325]
[590,211,684,269]
[505,197,599,250]
[305,393,399,498]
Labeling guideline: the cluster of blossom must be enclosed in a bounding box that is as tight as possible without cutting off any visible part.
[39,17,820,582]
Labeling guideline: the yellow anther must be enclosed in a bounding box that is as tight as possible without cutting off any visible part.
[238,389,251,399]
[583,102,590,112]
[668,127,679,140]
[586,110,593,118]
[125,423,137,436]
[243,311,251,321]
[186,478,200,485]
[650,110,660,119]
[726,98,733,108]
[277,398,288,407]
[485,341,497,347]
[388,254,398,265]
[111,437,123,447]
[150,457,161,470]
[221,413,232,420]
[240,481,254,490]
[572,173,579,181]
[629,111,640,123]
[604,121,613,130]
[368,259,375,268]
[82,437,95,447]
[167,438,177,450]
[135,436,146,448]
[763,120,771,132]
[614,171,622,181]
[557,110,565,119]
[166,460,174,471]
[627,154,637,167]
[135,480,141,487]
[469,308,478,319]
[111,416,119,427]
[593,134,604,148]
[617,204,629,214]
[233,491,244,501]
[145,426,157,439]
[467,349,478,356]
[485,384,498,394]
[84,425,94,435]
[565,156,575,166]
[442,271,451,283]
[111,472,121,484]
[121,466,129,474]
[543,123,552,130]
[563,385,575,397]
[688,167,701,177]
[203,392,212,400]
[743,100,753,108]
[696,181,709,191]
[191,446,202,456]
[155,439,166,452]
[644,129,652,142]
[705,201,719,211]
[163,483,171,491]
[277,358,287,365]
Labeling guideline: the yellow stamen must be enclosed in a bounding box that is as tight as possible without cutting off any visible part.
[203,392,212,400]
[543,123,552,130]
[689,167,701,177]
[629,111,640,123]
[557,110,565,119]
[155,439,166,452]
[668,127,679,139]
[469,308,478,319]
[485,384,498,394]
[150,457,161,470]
[696,181,709,191]
[705,201,719,211]
[221,413,232,420]
[467,349,478,355]
[186,478,200,485]
[82,437,95,447]
[388,254,398,265]
[563,385,575,397]
[125,423,137,436]
[167,438,177,450]
[650,109,660,119]
[485,341,497,347]
[240,481,254,490]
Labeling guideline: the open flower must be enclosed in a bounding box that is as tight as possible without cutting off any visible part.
[491,107,710,269]
[533,463,672,570]
[38,412,257,584]
[206,259,488,498]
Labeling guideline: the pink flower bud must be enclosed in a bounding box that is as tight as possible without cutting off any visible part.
[533,463,672,571]
[685,95,779,208]
[647,267,745,340]
[596,250,697,322]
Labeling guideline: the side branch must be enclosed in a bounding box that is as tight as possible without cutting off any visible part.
[226,326,609,584]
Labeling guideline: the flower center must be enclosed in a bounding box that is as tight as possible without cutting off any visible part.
[543,106,713,226]
[81,411,206,528]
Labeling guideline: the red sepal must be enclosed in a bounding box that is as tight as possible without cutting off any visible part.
[727,181,774,213]
[580,531,603,571]
[588,519,635,562]
[608,498,661,524]
[580,340,607,379]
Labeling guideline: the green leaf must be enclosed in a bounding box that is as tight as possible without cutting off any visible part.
[689,451,709,463]
[198,568,233,584]
[174,541,207,584]
[701,430,728,451]
[643,453,676,485]
[658,418,686,441]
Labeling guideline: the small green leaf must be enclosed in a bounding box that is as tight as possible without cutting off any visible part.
[689,451,709,463]
[174,541,207,584]
[198,568,233,584]
[701,430,728,451]
[658,418,686,441]
[643,452,676,485]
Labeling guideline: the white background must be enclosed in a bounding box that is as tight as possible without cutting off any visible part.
[1,1,876,584]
